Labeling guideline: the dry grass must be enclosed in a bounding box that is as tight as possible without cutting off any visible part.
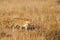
[0,0,60,40]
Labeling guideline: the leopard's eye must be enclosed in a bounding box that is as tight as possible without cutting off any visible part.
[22,27,25,30]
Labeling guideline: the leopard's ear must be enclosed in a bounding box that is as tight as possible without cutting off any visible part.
[15,24,20,29]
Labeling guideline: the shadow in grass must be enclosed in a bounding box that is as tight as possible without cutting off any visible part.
[45,29,60,40]
[0,32,12,39]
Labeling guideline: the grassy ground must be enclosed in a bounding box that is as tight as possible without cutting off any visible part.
[0,0,60,40]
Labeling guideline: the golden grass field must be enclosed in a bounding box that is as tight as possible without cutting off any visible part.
[0,0,60,40]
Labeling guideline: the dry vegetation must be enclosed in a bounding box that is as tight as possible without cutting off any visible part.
[0,0,60,40]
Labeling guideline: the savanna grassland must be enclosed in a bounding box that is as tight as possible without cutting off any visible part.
[0,0,60,40]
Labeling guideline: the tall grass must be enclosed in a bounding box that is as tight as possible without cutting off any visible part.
[0,0,60,40]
